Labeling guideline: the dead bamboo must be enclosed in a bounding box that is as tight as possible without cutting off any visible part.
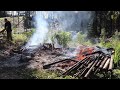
[74,67,86,78]
[76,58,92,72]
[99,56,109,69]
[108,56,114,70]
[103,58,111,69]
[96,56,104,67]
[62,56,91,75]
[76,59,93,76]
[78,60,95,77]
[84,60,98,78]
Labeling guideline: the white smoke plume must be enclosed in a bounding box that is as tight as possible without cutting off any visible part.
[25,11,49,49]
[25,11,93,49]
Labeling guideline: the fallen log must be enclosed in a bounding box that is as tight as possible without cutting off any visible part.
[43,58,78,69]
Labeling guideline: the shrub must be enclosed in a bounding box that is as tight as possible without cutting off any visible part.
[75,32,92,46]
[100,31,120,64]
[52,31,72,48]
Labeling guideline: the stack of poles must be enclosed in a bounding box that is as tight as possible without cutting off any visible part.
[62,52,114,79]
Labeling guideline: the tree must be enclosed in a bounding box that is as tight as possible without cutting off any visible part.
[88,11,120,38]
[0,11,8,17]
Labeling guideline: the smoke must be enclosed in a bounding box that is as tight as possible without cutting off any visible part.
[25,11,49,49]
[47,11,93,33]
[47,11,93,43]
[25,11,93,49]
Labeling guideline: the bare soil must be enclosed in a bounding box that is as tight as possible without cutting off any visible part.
[0,40,72,79]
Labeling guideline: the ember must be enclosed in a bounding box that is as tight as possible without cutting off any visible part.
[76,46,95,61]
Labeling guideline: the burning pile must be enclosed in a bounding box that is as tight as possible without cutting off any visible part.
[43,46,115,79]
[12,42,115,79]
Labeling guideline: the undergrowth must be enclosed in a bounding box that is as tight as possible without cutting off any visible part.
[100,31,120,64]
[22,69,76,79]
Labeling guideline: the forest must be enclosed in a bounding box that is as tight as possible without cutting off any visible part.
[0,11,120,79]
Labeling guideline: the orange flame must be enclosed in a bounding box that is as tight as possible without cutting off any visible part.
[76,46,94,61]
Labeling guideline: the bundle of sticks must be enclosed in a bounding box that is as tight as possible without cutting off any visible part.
[62,48,115,78]
[43,47,115,78]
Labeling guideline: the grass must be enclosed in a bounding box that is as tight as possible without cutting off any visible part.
[23,28,35,38]
[22,69,76,79]
[112,69,120,79]
[13,33,27,44]
[99,31,120,64]
[9,28,35,46]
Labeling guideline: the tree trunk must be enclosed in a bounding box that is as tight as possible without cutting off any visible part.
[99,11,102,37]
[95,11,98,37]
[13,11,14,27]
[110,11,113,37]
[18,11,20,26]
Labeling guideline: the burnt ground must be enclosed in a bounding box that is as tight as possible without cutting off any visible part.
[0,40,73,79]
[0,40,27,79]
[0,40,116,79]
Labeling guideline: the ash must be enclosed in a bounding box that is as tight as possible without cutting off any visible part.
[0,43,75,73]
[26,48,75,72]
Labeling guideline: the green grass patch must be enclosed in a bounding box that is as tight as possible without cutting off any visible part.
[23,28,35,38]
[23,69,76,79]
[13,33,27,44]
[112,69,120,79]
[100,31,120,64]
[31,69,75,79]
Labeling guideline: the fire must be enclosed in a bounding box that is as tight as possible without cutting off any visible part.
[76,46,94,61]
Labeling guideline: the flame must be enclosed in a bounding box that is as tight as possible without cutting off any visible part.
[76,46,94,61]
[57,45,95,68]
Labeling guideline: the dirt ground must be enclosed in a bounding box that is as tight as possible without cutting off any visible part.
[0,40,72,79]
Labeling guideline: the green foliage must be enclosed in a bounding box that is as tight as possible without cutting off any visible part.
[52,31,72,47]
[23,28,35,38]
[75,32,92,46]
[26,69,76,79]
[12,29,35,45]
[88,11,120,38]
[112,69,120,79]
[100,31,120,64]
[13,33,27,44]
[76,32,86,43]
[31,70,58,79]
[12,28,17,33]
